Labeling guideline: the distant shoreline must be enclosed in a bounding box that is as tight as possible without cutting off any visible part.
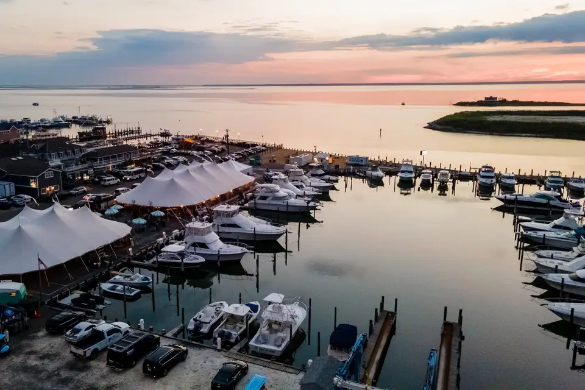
[454,99,585,107]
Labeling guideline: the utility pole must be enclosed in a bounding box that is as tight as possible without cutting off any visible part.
[225,129,230,155]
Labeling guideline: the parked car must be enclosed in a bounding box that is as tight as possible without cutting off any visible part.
[93,175,109,184]
[101,176,120,186]
[64,319,105,343]
[114,187,131,196]
[142,344,188,377]
[211,360,249,390]
[10,194,35,206]
[0,198,10,210]
[70,322,130,359]
[106,331,160,370]
[45,311,86,334]
[68,186,88,196]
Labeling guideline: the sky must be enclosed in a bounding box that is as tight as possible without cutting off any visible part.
[1,0,585,85]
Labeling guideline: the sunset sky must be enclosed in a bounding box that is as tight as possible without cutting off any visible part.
[1,0,585,84]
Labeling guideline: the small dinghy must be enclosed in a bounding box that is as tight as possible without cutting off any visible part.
[100,283,141,301]
[107,268,152,287]
[187,301,229,337]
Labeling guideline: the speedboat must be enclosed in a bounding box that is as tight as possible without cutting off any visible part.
[397,160,415,182]
[328,324,358,362]
[530,255,585,273]
[212,204,286,241]
[520,209,583,233]
[420,170,433,184]
[288,168,334,192]
[247,184,319,213]
[184,221,249,262]
[249,293,307,357]
[545,171,564,191]
[437,170,450,184]
[495,191,579,211]
[567,178,585,193]
[213,301,260,347]
[149,244,206,268]
[187,301,229,337]
[522,228,585,249]
[271,174,321,197]
[107,268,152,287]
[500,173,517,189]
[532,242,585,261]
[477,165,496,187]
[365,166,385,181]
[540,270,585,296]
[99,283,141,300]
[547,302,585,326]
[306,163,339,183]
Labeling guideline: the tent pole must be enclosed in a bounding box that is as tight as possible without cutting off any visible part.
[109,244,118,259]
[62,263,73,281]
[79,256,89,272]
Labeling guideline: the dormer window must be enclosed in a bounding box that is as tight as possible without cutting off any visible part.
[59,152,64,158]
[67,150,72,157]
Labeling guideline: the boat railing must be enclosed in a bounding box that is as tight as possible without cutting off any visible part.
[223,241,250,249]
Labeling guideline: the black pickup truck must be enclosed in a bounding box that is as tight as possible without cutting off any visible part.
[106,331,160,369]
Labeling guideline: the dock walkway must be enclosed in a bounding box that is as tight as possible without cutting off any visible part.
[361,310,396,384]
[436,322,463,390]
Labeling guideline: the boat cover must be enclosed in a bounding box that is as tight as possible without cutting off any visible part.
[329,323,358,348]
[245,302,260,313]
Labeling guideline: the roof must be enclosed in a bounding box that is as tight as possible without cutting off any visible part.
[85,144,138,158]
[30,138,83,154]
[263,293,284,303]
[299,356,340,389]
[0,282,25,292]
[0,155,53,176]
[0,128,20,144]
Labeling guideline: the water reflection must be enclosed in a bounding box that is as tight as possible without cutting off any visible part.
[249,209,320,224]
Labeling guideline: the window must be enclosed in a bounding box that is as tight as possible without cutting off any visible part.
[220,223,241,228]
[75,149,80,156]
[50,153,56,160]
[59,152,64,158]
[45,171,54,179]
[41,188,47,195]
[195,242,210,249]
[257,196,269,201]
[67,150,72,157]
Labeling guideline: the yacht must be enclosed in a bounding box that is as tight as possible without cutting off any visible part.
[187,301,229,337]
[437,170,450,184]
[530,255,585,274]
[107,268,152,287]
[288,168,334,192]
[271,175,321,197]
[540,270,585,297]
[522,229,585,249]
[183,221,249,262]
[567,178,585,193]
[328,323,358,362]
[547,302,585,327]
[500,173,517,189]
[99,283,141,300]
[420,170,433,184]
[149,244,205,268]
[213,301,260,346]
[365,166,385,180]
[495,191,579,211]
[531,242,585,261]
[520,210,583,233]
[212,204,286,241]
[397,160,415,181]
[248,293,307,357]
[545,171,564,191]
[247,184,319,213]
[306,163,339,183]
[477,165,496,187]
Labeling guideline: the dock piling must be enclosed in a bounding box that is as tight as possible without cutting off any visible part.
[256,255,260,293]
[239,292,242,304]
[151,275,155,312]
[209,288,212,304]
[317,331,321,356]
[181,308,185,338]
[568,308,575,349]
[561,278,565,297]
[458,309,463,326]
[334,306,337,329]
[380,296,385,312]
[394,298,398,313]
[123,285,127,319]
[308,298,312,345]
[176,283,180,316]
[369,319,374,336]
[444,306,448,322]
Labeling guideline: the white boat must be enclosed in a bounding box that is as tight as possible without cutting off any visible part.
[420,170,433,185]
[547,302,585,327]
[532,243,585,261]
[187,301,229,337]
[212,204,286,241]
[437,170,450,184]
[149,244,206,268]
[477,165,496,187]
[397,160,415,181]
[495,191,579,210]
[500,173,517,188]
[328,324,358,362]
[531,255,585,273]
[545,171,564,191]
[247,184,319,213]
[184,221,249,262]
[365,166,385,180]
[213,301,261,346]
[107,268,152,287]
[99,283,141,300]
[288,168,334,192]
[271,175,321,197]
[541,270,585,296]
[249,293,307,357]
[306,163,339,183]
[567,178,585,193]
[522,229,585,249]
[520,209,583,233]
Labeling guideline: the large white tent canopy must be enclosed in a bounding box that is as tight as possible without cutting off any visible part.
[116,161,254,208]
[0,203,131,275]
[220,159,253,175]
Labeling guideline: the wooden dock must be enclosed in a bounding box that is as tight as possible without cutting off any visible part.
[361,310,396,384]
[436,322,463,390]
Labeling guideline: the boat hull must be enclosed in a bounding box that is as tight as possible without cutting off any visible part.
[196,250,247,262]
[248,202,317,213]
[542,277,585,296]
[217,230,285,241]
[522,234,578,249]
[365,172,385,180]
[150,259,204,268]
[547,303,585,327]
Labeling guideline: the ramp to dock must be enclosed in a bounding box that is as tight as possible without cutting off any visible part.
[436,322,462,390]
[361,310,396,384]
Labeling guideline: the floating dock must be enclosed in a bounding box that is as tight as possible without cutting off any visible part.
[361,309,396,384]
[436,322,463,390]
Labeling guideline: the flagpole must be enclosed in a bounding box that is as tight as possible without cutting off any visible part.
[37,253,43,305]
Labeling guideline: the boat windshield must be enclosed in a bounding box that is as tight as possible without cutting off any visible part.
[548,178,564,183]
[569,273,585,283]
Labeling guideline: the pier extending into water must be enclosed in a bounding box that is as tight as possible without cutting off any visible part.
[361,298,397,385]
[436,319,464,390]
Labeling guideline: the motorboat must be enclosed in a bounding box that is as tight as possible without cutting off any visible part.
[531,242,585,261]
[213,301,260,346]
[545,171,564,191]
[248,293,307,357]
[107,268,152,287]
[99,283,141,300]
[397,160,415,182]
[184,221,249,262]
[477,165,496,187]
[520,209,583,233]
[547,302,585,327]
[328,324,358,362]
[522,228,585,249]
[365,166,385,181]
[530,255,585,273]
[420,170,433,185]
[247,184,319,213]
[500,173,517,188]
[212,204,286,241]
[540,270,585,296]
[457,171,473,181]
[495,191,579,210]
[149,244,206,268]
[187,301,229,337]
[271,175,321,197]
[306,163,339,183]
[567,178,585,193]
[437,170,450,184]
[288,168,334,192]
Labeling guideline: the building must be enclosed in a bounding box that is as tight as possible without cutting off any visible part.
[29,137,86,167]
[484,96,499,102]
[0,127,21,144]
[299,356,340,390]
[0,156,62,199]
[84,144,140,170]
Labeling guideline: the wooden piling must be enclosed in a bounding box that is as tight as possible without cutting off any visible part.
[123,285,127,319]
[317,331,321,356]
[209,288,212,304]
[334,306,337,329]
[308,298,312,345]
[176,283,180,316]
[444,306,448,322]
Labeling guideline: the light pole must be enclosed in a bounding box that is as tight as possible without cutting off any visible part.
[225,129,230,155]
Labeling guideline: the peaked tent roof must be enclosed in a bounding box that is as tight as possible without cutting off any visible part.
[220,159,253,175]
[0,203,131,275]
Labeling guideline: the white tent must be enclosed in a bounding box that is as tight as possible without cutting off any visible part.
[0,203,131,275]
[221,159,253,175]
[116,162,254,207]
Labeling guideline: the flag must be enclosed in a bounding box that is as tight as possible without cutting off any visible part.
[38,256,48,270]
[420,150,428,156]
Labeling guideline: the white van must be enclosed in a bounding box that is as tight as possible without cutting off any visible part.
[101,176,120,186]
[122,168,146,181]
[114,187,130,196]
